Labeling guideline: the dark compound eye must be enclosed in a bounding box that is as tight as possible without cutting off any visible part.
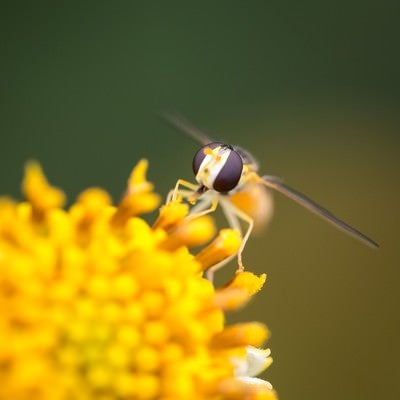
[192,142,223,176]
[213,149,243,193]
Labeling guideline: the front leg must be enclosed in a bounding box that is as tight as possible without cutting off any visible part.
[167,179,199,203]
[167,180,219,221]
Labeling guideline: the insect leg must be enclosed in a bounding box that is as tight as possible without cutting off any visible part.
[167,181,219,221]
[205,198,254,282]
[206,197,254,282]
[220,197,241,233]
[219,197,254,273]
[166,188,193,203]
[185,195,219,221]
[206,253,237,283]
[167,179,199,202]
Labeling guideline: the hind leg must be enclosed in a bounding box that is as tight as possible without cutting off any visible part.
[219,198,254,273]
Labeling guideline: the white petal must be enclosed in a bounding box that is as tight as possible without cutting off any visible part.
[245,346,272,377]
[232,346,273,377]
[236,376,273,390]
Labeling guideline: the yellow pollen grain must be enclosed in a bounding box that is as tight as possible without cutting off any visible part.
[116,325,141,348]
[162,277,182,300]
[135,345,161,372]
[124,302,145,324]
[90,322,112,342]
[75,297,97,319]
[87,275,111,299]
[160,343,184,364]
[106,344,131,367]
[67,321,91,343]
[57,345,81,367]
[135,373,160,400]
[226,271,267,296]
[84,344,104,363]
[112,273,138,299]
[87,365,112,389]
[214,272,267,311]
[100,301,122,323]
[162,368,195,398]
[16,356,50,386]
[140,290,166,318]
[204,147,214,156]
[143,321,169,346]
[113,372,138,397]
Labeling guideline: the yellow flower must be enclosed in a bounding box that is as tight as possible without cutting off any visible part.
[0,160,277,400]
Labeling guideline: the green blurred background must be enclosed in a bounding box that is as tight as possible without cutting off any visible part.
[1,2,399,399]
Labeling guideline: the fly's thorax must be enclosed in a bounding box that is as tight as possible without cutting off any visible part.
[192,143,244,193]
[227,163,256,194]
[229,182,274,232]
[233,146,259,172]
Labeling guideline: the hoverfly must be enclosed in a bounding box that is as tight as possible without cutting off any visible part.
[162,112,378,280]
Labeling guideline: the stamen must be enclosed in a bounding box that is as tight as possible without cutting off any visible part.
[214,272,267,311]
[224,272,267,296]
[213,288,250,310]
[211,322,270,348]
[152,200,189,231]
[218,377,276,400]
[1,159,276,399]
[159,215,216,251]
[111,160,161,226]
[195,229,241,271]
[22,161,65,218]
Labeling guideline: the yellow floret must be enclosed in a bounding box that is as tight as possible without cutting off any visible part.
[0,160,277,400]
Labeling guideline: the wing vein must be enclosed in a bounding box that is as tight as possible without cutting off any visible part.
[261,175,379,249]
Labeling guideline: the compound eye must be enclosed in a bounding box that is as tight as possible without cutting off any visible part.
[192,142,223,175]
[213,149,243,193]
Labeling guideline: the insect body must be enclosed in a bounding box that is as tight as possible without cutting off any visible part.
[190,142,274,232]
[163,112,378,280]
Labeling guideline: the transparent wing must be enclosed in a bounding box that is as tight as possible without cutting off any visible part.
[160,111,214,145]
[261,175,379,249]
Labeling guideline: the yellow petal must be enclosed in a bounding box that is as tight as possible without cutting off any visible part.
[112,160,161,226]
[225,271,267,296]
[195,228,241,271]
[211,322,270,348]
[22,161,65,214]
[152,200,189,231]
[160,215,216,251]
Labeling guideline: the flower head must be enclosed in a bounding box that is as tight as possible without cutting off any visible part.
[0,160,276,399]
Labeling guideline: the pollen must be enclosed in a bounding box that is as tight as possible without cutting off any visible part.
[0,159,277,400]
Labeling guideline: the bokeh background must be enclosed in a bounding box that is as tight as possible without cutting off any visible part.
[1,2,399,399]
